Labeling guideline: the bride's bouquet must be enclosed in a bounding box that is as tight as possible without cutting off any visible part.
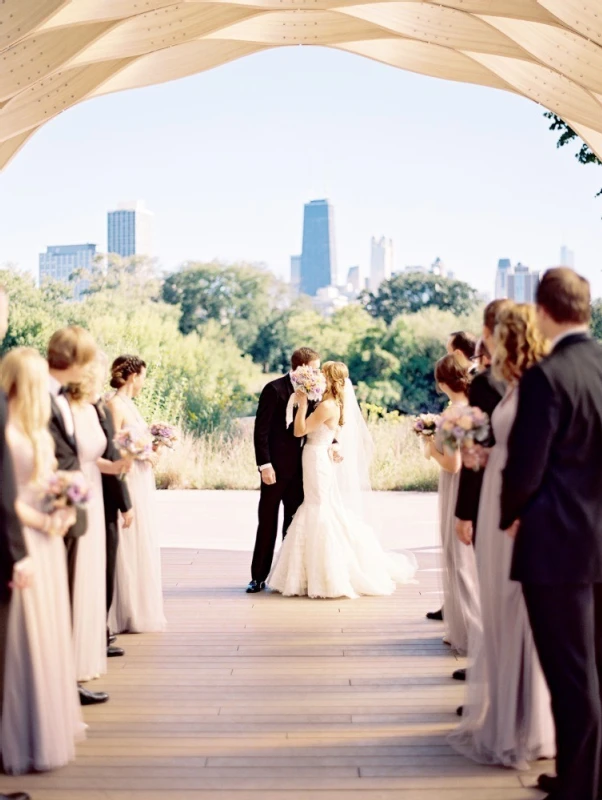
[286,366,327,427]
[150,422,179,450]
[436,405,490,470]
[42,470,91,512]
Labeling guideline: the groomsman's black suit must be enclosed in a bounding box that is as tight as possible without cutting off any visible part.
[455,367,504,539]
[501,332,602,800]
[49,394,88,601]
[94,401,132,620]
[0,390,26,712]
[251,374,308,584]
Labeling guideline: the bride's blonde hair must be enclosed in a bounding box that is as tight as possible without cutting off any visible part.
[322,361,349,426]
[0,347,56,482]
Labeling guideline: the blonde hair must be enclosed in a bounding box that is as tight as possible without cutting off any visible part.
[67,351,109,405]
[492,303,548,384]
[0,348,56,482]
[322,361,349,426]
[47,325,97,371]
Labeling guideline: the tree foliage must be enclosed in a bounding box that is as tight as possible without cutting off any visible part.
[360,272,479,325]
[545,112,602,198]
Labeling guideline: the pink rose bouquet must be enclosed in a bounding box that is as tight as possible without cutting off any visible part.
[286,366,327,427]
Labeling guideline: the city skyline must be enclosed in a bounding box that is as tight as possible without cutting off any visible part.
[1,48,600,297]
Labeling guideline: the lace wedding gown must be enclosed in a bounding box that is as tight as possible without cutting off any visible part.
[268,423,417,598]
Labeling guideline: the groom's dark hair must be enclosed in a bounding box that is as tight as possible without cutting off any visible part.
[537,267,590,325]
[291,348,320,370]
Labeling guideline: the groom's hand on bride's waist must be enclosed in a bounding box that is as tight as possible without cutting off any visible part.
[259,464,277,485]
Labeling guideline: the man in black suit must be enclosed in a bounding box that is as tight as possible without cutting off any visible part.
[0,287,33,800]
[447,330,478,375]
[247,348,321,593]
[47,326,108,706]
[501,268,602,800]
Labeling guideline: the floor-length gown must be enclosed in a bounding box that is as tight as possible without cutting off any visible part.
[108,397,166,633]
[1,425,84,774]
[268,423,417,598]
[72,402,107,682]
[436,425,481,656]
[449,387,555,769]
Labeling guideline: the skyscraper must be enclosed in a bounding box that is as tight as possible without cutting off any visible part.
[507,263,539,303]
[290,255,301,295]
[300,199,337,297]
[370,237,393,290]
[560,245,575,269]
[107,201,153,258]
[495,258,512,299]
[346,266,361,296]
[39,243,96,300]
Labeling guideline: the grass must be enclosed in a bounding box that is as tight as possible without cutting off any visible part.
[155,417,439,492]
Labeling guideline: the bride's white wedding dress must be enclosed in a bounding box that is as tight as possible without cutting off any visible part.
[268,421,417,599]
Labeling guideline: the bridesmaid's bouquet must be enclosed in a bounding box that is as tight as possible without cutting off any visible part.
[150,422,179,450]
[286,366,327,427]
[42,471,91,512]
[437,406,490,470]
[413,413,440,437]
[114,426,153,478]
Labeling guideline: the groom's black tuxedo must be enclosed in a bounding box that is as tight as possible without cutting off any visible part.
[251,374,308,583]
[501,332,602,800]
[455,367,504,537]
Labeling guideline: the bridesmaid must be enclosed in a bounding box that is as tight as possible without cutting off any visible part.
[449,304,555,769]
[67,357,130,682]
[107,355,166,633]
[426,355,481,655]
[0,348,84,774]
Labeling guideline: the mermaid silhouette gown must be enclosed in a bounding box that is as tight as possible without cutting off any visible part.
[268,423,417,598]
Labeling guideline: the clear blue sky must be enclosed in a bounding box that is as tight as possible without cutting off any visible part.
[1,46,601,297]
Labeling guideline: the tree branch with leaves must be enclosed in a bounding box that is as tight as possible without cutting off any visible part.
[544,112,602,198]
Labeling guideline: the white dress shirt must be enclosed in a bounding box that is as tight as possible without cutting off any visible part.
[49,374,75,438]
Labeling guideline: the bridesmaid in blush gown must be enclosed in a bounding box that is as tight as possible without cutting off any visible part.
[0,348,84,774]
[449,304,555,770]
[426,355,481,656]
[107,355,166,633]
[67,358,130,681]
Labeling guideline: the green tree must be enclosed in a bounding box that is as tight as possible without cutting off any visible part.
[545,112,602,199]
[591,300,602,341]
[360,272,479,325]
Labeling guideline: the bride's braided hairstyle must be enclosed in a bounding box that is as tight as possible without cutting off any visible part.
[322,361,349,426]
[110,354,147,389]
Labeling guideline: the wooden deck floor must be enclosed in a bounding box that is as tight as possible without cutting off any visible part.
[1,546,547,800]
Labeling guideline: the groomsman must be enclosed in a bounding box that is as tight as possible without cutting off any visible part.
[0,287,32,800]
[247,348,321,593]
[47,326,108,706]
[446,331,477,374]
[501,268,602,800]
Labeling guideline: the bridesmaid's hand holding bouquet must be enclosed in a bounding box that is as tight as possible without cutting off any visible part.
[437,406,490,471]
[114,425,153,478]
[150,422,179,450]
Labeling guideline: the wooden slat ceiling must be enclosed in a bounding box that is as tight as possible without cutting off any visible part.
[2,0,602,168]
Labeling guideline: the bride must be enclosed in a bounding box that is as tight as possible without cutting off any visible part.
[268,361,417,599]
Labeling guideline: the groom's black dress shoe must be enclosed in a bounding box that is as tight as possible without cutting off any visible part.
[79,686,109,705]
[426,608,443,621]
[452,668,467,681]
[1,793,32,800]
[107,645,125,657]
[456,705,464,717]
[536,775,558,793]
[246,580,266,594]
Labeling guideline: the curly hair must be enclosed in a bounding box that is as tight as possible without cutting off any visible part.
[492,304,548,384]
[435,354,470,395]
[110,355,147,389]
[322,361,349,426]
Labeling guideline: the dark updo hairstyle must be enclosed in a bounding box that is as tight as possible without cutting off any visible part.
[110,355,147,389]
[435,354,470,396]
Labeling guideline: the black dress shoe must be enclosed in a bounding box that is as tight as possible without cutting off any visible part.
[426,608,444,621]
[452,668,467,681]
[537,774,558,793]
[456,705,464,716]
[107,644,125,657]
[79,685,109,705]
[246,580,266,594]
[1,793,32,800]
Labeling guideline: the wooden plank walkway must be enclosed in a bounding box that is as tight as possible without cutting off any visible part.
[1,545,547,800]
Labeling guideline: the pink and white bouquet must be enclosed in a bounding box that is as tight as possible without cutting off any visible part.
[114,425,153,462]
[436,406,490,469]
[413,413,440,437]
[286,366,327,427]
[150,422,179,450]
[41,470,91,512]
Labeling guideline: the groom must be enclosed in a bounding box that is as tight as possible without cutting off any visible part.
[501,268,602,800]
[247,347,320,593]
